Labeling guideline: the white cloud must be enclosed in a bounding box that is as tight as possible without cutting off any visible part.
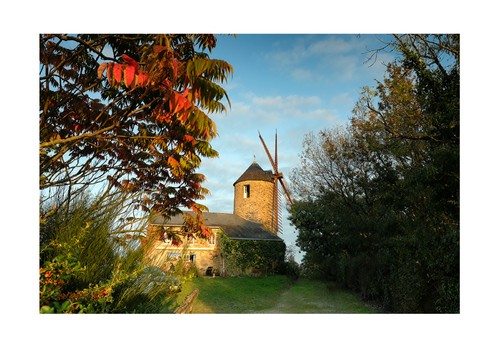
[290,68,315,81]
[330,92,356,109]
[251,95,321,108]
[316,36,358,53]
[265,35,363,64]
[263,34,393,85]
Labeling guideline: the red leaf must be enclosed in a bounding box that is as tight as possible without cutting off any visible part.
[137,71,149,87]
[97,63,108,79]
[200,224,211,239]
[113,63,123,84]
[121,180,132,190]
[107,62,114,85]
[122,54,139,70]
[168,156,179,168]
[162,79,172,88]
[124,65,135,87]
[153,45,168,54]
[172,59,178,80]
[171,92,190,114]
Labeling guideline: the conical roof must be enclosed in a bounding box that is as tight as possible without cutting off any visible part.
[233,161,273,186]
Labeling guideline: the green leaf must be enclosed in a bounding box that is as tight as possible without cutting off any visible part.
[40,305,55,314]
[61,300,71,311]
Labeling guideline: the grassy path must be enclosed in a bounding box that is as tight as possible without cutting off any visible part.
[255,279,377,313]
[174,276,378,313]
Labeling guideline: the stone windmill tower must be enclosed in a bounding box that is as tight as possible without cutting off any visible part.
[233,159,275,232]
[233,131,293,235]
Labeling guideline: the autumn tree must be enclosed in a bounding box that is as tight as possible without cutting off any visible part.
[40,34,233,232]
[39,34,233,313]
[289,34,459,312]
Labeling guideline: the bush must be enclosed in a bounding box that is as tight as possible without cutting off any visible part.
[280,259,300,281]
[39,189,183,313]
[39,251,113,313]
[220,234,286,275]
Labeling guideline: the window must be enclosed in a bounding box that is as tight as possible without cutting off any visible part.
[243,184,250,198]
[209,234,216,245]
[183,254,196,263]
[167,252,181,260]
[186,234,195,244]
[162,233,173,245]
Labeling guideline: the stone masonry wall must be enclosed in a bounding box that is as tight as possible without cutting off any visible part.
[233,180,274,232]
[150,228,223,276]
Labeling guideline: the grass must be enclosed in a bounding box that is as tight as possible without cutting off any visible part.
[171,275,378,313]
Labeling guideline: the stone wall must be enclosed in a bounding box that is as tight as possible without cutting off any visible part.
[151,228,223,276]
[233,179,274,232]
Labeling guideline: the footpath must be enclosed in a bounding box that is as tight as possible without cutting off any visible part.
[255,280,377,313]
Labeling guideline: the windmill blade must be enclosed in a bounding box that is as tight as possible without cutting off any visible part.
[278,177,294,205]
[274,129,278,173]
[258,131,279,174]
[259,130,294,205]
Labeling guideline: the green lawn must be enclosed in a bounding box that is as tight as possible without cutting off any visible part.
[172,275,378,313]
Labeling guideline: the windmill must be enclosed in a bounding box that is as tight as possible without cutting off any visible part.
[258,130,294,234]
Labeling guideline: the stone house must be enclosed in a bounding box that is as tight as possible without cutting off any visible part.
[148,160,285,276]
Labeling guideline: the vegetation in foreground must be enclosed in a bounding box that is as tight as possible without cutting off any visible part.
[39,34,233,313]
[39,189,193,313]
[172,275,378,313]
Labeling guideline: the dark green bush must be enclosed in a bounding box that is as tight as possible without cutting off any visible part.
[280,259,300,281]
[220,234,286,275]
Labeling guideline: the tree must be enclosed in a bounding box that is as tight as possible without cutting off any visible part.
[289,34,459,312]
[355,34,459,232]
[40,34,233,231]
[39,34,233,313]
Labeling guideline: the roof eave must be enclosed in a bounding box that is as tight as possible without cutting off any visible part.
[227,236,283,241]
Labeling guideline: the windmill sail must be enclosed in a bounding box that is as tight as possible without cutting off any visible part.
[258,130,294,234]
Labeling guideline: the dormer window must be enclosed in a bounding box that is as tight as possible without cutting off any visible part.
[161,231,173,244]
[186,234,195,244]
[164,234,173,245]
[243,184,250,198]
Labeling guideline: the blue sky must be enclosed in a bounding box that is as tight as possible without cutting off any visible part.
[197,34,397,258]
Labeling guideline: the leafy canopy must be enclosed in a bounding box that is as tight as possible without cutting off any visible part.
[289,34,459,312]
[40,34,233,232]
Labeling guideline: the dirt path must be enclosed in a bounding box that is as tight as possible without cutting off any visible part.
[254,280,376,313]
[256,286,329,313]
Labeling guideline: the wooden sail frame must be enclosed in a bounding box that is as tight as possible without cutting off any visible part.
[258,130,293,234]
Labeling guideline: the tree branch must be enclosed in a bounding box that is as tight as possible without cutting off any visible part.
[40,123,118,149]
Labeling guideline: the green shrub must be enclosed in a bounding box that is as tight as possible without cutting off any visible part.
[220,233,286,275]
[39,248,113,313]
[280,259,300,281]
[39,189,182,313]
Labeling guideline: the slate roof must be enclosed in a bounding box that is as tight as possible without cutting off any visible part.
[149,211,282,241]
[233,161,273,186]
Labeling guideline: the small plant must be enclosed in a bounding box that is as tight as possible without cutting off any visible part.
[39,250,114,313]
